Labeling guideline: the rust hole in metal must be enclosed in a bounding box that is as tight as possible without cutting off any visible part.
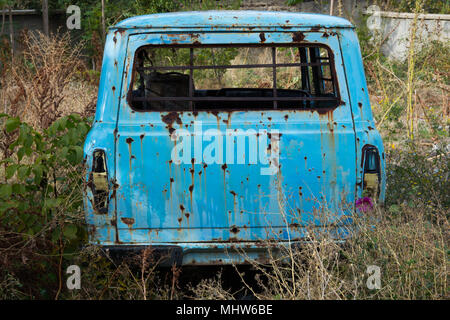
[230,226,240,234]
[259,32,266,42]
[126,137,134,144]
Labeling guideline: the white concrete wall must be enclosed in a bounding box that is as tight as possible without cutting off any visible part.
[365,10,450,61]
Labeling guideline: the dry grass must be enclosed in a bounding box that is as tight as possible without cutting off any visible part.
[189,195,448,300]
[0,31,97,129]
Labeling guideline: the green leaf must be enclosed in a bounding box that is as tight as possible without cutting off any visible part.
[0,200,18,213]
[17,166,30,181]
[44,198,59,209]
[5,164,18,179]
[33,165,44,184]
[63,225,78,240]
[23,133,33,148]
[12,184,26,195]
[24,146,33,157]
[69,113,81,122]
[17,147,26,161]
[0,184,13,198]
[72,146,84,163]
[5,117,20,132]
[51,229,60,243]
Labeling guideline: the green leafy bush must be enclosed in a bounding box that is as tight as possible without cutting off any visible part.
[0,113,91,299]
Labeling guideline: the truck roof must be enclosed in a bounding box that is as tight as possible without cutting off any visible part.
[113,10,354,30]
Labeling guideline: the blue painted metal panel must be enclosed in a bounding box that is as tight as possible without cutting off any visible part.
[113,10,353,30]
[337,29,386,203]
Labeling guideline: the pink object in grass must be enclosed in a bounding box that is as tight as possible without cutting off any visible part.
[356,197,374,213]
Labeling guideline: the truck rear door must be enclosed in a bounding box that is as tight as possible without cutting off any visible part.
[114,31,356,244]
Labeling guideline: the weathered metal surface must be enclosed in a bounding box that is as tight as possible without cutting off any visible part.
[113,10,354,30]
[83,11,385,265]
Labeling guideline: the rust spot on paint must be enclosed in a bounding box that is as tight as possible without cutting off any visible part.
[161,112,182,127]
[114,28,126,35]
[292,31,305,42]
[121,217,135,226]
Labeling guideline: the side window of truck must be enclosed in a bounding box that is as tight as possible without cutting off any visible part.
[128,44,340,111]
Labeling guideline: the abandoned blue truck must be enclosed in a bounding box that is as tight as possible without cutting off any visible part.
[83,11,386,265]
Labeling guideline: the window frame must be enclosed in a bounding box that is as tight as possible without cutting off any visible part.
[127,43,341,112]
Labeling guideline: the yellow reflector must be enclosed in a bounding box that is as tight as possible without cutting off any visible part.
[92,172,108,191]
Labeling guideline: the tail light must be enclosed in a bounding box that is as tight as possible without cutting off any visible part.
[90,150,109,214]
[362,146,381,197]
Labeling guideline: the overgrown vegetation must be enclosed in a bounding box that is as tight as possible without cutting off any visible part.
[0,1,448,300]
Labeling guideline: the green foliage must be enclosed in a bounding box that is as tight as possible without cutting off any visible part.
[385,142,450,211]
[285,0,306,5]
[0,113,91,299]
[374,0,450,14]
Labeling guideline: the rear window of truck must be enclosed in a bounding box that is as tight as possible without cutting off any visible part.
[128,44,340,112]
